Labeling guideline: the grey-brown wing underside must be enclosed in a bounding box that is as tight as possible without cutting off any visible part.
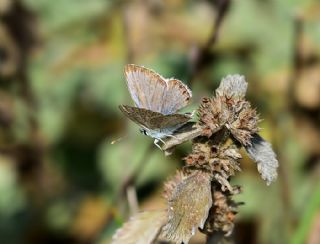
[148,112,191,129]
[124,65,192,115]
[119,105,191,130]
[124,64,167,113]
[161,79,192,115]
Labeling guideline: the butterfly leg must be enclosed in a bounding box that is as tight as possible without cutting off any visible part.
[153,139,162,150]
[166,134,178,140]
[154,138,167,150]
[158,137,167,145]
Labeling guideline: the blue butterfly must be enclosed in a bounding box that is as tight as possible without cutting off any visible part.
[119,64,192,149]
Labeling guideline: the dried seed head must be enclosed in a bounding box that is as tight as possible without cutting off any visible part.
[185,142,241,191]
[201,188,241,236]
[227,100,260,145]
[198,97,224,137]
[161,170,212,244]
[198,74,260,145]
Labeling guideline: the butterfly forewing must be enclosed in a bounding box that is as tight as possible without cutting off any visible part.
[125,65,192,115]
[119,105,190,130]
[125,64,167,113]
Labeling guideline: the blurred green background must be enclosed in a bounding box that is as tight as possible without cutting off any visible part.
[0,0,319,243]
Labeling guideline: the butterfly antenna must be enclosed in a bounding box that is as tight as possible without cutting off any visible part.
[111,135,128,145]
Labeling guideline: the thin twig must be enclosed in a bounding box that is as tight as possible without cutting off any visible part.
[288,13,304,108]
[204,0,231,51]
[122,3,135,64]
[161,121,224,152]
[161,125,204,151]
[190,0,231,83]
[126,185,139,215]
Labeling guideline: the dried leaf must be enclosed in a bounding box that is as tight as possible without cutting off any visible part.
[216,74,248,98]
[244,133,279,185]
[163,170,186,200]
[112,210,167,244]
[160,171,212,244]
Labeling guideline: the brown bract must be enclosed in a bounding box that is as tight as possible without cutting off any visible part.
[185,143,241,172]
[198,97,223,137]
[184,141,242,192]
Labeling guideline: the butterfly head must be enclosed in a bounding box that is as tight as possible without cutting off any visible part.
[139,128,148,136]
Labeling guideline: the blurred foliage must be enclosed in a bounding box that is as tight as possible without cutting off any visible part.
[0,0,319,243]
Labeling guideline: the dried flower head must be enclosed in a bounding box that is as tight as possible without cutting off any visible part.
[184,141,241,192]
[198,75,260,145]
[226,100,260,145]
[198,96,225,137]
[201,187,241,236]
[185,142,242,172]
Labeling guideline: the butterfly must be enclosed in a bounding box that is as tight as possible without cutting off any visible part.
[119,64,192,149]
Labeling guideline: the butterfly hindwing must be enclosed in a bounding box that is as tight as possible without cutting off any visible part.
[160,79,192,115]
[119,105,190,130]
[148,113,191,129]
[119,105,152,129]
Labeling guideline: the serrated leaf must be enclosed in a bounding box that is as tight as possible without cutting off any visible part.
[216,74,248,98]
[160,171,212,244]
[112,210,167,244]
[244,133,279,185]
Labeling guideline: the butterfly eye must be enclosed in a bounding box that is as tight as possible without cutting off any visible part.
[139,129,147,135]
